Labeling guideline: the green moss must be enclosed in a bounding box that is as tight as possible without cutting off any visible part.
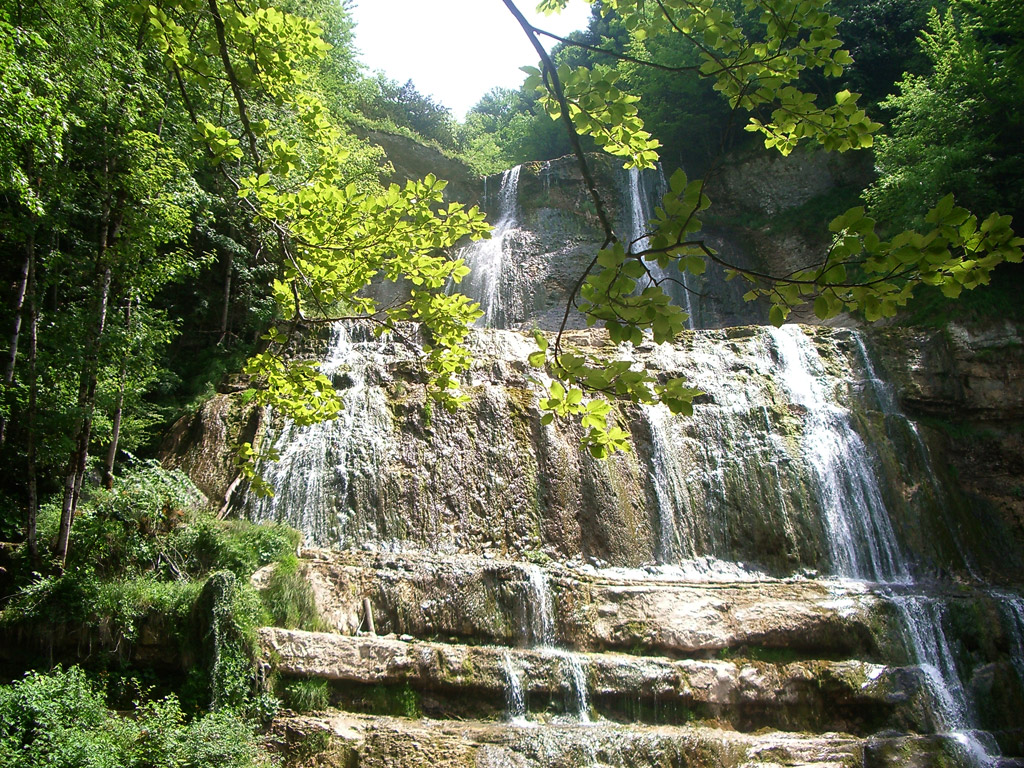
[260,555,328,632]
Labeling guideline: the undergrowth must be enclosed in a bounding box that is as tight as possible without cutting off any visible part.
[0,461,323,765]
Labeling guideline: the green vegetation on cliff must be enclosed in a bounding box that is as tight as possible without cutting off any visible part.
[0,0,1023,758]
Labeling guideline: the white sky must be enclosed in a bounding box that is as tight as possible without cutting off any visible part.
[348,0,594,119]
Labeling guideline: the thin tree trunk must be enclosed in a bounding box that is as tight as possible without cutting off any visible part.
[26,245,38,563]
[0,231,34,446]
[56,264,112,567]
[103,298,132,489]
[218,249,233,345]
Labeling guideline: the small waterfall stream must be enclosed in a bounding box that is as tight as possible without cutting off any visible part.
[247,323,396,545]
[502,651,528,724]
[1002,595,1024,686]
[626,167,695,328]
[522,563,555,647]
[455,165,522,328]
[769,325,909,583]
[510,562,592,722]
[765,326,996,766]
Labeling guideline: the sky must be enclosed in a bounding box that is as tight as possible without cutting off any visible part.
[348,0,594,120]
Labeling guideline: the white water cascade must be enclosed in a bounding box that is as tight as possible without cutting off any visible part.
[852,334,981,577]
[502,651,528,724]
[455,165,523,328]
[558,651,591,723]
[1001,595,1024,686]
[891,595,999,767]
[513,563,592,722]
[246,323,399,546]
[766,326,998,766]
[769,325,910,583]
[626,166,695,328]
[522,563,555,647]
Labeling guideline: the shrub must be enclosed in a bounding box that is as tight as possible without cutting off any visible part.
[281,678,330,712]
[260,554,325,631]
[0,666,266,768]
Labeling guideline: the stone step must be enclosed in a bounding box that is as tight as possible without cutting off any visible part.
[260,628,932,734]
[267,549,894,660]
[266,712,983,768]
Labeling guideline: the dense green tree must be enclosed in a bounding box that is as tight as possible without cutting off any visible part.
[0,0,489,561]
[866,0,1024,230]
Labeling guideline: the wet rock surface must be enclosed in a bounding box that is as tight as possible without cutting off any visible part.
[161,149,1024,765]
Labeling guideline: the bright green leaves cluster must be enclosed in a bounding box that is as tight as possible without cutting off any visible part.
[746,87,881,155]
[241,332,342,427]
[529,331,702,458]
[531,0,879,160]
[148,0,491,427]
[738,195,1024,325]
[526,164,712,456]
[522,64,661,168]
[573,169,706,351]
[0,21,69,216]
[141,0,330,96]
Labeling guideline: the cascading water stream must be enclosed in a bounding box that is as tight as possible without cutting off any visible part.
[522,563,555,647]
[246,323,396,546]
[769,325,909,583]
[513,562,592,722]
[643,404,688,564]
[852,334,980,577]
[502,651,528,724]
[626,167,694,329]
[455,165,522,328]
[891,595,999,767]
[559,652,591,724]
[997,593,1024,686]
[766,325,1000,765]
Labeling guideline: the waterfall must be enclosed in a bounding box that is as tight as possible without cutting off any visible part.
[769,325,909,583]
[626,167,694,329]
[891,594,998,767]
[852,334,980,577]
[764,326,1004,765]
[558,651,591,723]
[1001,595,1024,686]
[522,563,555,647]
[455,165,522,328]
[246,323,395,546]
[643,404,690,564]
[502,651,528,724]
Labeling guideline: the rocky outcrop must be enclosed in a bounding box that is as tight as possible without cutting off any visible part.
[867,322,1024,564]
[362,129,480,207]
[261,627,930,734]
[229,324,1024,584]
[276,550,887,658]
[266,714,880,768]
[159,391,259,503]
[255,548,1024,764]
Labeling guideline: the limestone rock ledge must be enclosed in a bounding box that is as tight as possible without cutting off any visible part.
[265,712,973,768]
[260,628,930,734]
[261,550,891,659]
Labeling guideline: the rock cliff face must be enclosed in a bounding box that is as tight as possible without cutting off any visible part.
[162,150,1024,767]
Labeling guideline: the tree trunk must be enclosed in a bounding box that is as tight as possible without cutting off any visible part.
[0,232,34,446]
[56,264,112,567]
[218,249,233,345]
[102,299,132,489]
[26,245,38,564]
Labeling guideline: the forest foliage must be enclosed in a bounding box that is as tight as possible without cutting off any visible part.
[0,0,1023,762]
[1,0,1021,558]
